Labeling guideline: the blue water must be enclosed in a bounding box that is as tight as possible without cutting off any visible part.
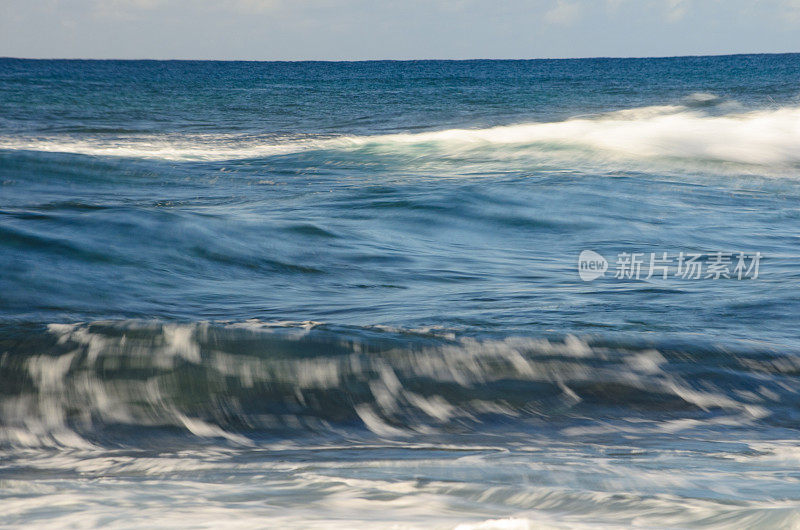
[1,55,800,528]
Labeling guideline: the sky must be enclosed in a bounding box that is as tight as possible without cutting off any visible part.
[1,0,799,60]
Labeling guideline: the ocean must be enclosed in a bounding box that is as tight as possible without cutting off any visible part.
[1,54,800,528]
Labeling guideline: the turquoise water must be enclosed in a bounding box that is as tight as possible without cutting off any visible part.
[1,55,800,528]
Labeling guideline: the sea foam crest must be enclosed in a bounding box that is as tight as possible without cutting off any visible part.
[0,320,786,448]
[1,98,799,167]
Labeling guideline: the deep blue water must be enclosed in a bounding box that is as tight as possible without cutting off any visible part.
[1,55,800,528]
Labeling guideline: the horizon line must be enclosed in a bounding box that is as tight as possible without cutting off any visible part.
[1,51,799,62]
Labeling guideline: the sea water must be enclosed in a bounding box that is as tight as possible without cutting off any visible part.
[1,55,800,528]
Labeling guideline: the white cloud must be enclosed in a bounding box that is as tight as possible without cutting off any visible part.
[780,0,800,19]
[544,0,582,25]
[222,0,282,13]
[665,0,691,21]
[91,0,283,18]
[98,0,164,10]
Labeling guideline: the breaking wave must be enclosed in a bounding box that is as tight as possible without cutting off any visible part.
[1,97,799,168]
[1,320,796,449]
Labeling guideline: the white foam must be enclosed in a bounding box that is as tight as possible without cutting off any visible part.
[0,134,313,161]
[350,104,800,166]
[2,102,799,168]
